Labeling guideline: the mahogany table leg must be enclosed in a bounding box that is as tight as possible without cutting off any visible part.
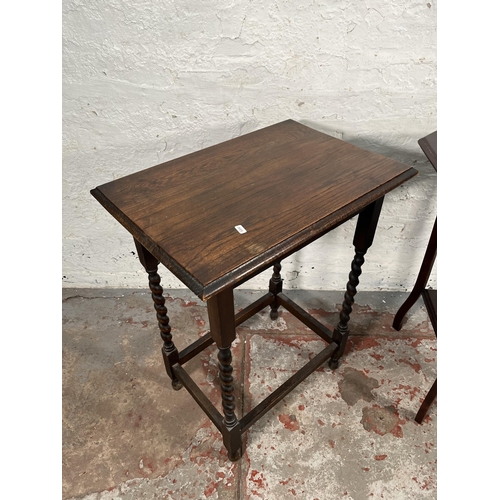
[269,261,283,320]
[207,288,242,461]
[329,248,366,369]
[415,379,437,424]
[218,346,237,426]
[393,219,437,331]
[135,240,182,390]
[329,197,384,369]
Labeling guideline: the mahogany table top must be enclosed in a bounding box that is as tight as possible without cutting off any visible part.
[91,120,417,300]
[418,131,437,171]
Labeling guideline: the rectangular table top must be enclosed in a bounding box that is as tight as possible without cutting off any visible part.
[92,120,417,300]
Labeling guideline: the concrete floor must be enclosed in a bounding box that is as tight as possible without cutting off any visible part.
[62,287,436,500]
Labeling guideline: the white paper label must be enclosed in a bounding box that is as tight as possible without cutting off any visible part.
[235,225,247,234]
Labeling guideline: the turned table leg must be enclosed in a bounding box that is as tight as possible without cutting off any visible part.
[218,346,237,427]
[134,240,182,390]
[269,261,283,320]
[207,288,242,461]
[330,197,384,369]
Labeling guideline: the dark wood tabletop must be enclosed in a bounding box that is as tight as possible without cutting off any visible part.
[417,131,437,171]
[92,119,417,300]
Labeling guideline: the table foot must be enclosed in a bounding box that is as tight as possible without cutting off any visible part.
[171,379,183,391]
[328,358,340,370]
[221,420,242,463]
[228,449,241,462]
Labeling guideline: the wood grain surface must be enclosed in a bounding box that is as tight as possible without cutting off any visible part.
[92,120,417,299]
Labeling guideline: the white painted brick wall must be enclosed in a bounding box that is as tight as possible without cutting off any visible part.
[62,0,437,293]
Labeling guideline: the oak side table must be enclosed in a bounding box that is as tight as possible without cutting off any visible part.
[91,119,417,461]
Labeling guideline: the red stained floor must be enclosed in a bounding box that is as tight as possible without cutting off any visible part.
[63,288,436,500]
